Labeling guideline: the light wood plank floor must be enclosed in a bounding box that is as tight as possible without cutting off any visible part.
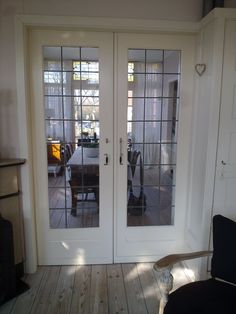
[48,169,173,229]
[0,263,192,314]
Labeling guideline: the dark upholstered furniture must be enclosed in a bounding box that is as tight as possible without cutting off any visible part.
[154,215,236,314]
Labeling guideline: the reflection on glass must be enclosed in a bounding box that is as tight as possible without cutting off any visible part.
[44,46,100,229]
[127,48,180,226]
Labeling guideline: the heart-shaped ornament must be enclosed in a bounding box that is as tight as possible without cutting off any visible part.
[195,64,206,76]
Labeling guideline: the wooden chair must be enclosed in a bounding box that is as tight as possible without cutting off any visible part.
[154,215,236,314]
[68,165,99,216]
[65,143,73,159]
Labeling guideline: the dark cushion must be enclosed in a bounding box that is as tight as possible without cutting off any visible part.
[211,214,236,284]
[164,278,236,314]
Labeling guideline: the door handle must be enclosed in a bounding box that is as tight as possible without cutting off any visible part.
[220,160,226,178]
[104,153,109,165]
[119,138,123,165]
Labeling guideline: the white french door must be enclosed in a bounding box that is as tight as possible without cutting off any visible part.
[30,29,195,265]
[115,33,195,262]
[30,30,114,265]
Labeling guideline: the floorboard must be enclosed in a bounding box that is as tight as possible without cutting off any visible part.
[122,263,148,314]
[90,265,108,314]
[107,264,128,314]
[136,263,161,314]
[1,263,192,314]
[48,171,173,229]
[70,265,91,314]
[30,266,61,314]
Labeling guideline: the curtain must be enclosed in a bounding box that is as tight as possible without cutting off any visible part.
[44,60,74,143]
[132,62,162,165]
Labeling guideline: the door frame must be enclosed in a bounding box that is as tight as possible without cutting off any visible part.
[15,15,199,273]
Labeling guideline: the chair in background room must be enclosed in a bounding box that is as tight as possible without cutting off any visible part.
[65,143,73,159]
[154,215,236,314]
[47,141,62,177]
[68,165,99,216]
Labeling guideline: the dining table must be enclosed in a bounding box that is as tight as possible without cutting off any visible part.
[66,147,135,216]
[66,147,99,216]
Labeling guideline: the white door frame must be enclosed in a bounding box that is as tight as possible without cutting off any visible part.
[15,15,199,273]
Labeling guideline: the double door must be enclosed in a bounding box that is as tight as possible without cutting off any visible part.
[30,29,194,265]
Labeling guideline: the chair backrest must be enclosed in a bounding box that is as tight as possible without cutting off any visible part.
[62,144,71,164]
[65,144,72,159]
[69,143,74,154]
[211,214,236,284]
[128,150,141,178]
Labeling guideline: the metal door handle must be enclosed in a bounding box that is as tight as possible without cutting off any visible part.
[119,138,123,165]
[104,153,109,165]
[220,160,227,178]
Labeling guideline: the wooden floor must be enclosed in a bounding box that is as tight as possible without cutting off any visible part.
[48,169,173,229]
[0,263,191,314]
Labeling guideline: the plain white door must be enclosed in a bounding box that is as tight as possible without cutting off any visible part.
[30,30,114,265]
[115,33,195,262]
[213,20,236,221]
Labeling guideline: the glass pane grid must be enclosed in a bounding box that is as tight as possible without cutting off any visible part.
[127,48,180,227]
[44,46,100,229]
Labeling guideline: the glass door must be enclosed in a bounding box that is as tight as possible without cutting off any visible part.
[30,30,113,265]
[126,48,179,226]
[115,33,195,262]
[44,46,100,227]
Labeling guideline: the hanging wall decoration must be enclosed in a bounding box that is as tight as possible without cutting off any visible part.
[195,64,206,76]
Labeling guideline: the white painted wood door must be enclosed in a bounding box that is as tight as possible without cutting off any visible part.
[30,29,195,265]
[213,20,236,221]
[115,33,195,262]
[30,30,114,265]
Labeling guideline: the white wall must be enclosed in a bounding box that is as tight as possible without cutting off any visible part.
[186,20,215,251]
[2,1,236,158]
[0,0,23,157]
[184,12,228,279]
[22,0,203,21]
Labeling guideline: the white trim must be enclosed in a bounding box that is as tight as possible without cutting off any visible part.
[17,14,200,34]
[212,8,236,19]
[201,8,236,27]
[201,17,225,249]
[15,16,38,273]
